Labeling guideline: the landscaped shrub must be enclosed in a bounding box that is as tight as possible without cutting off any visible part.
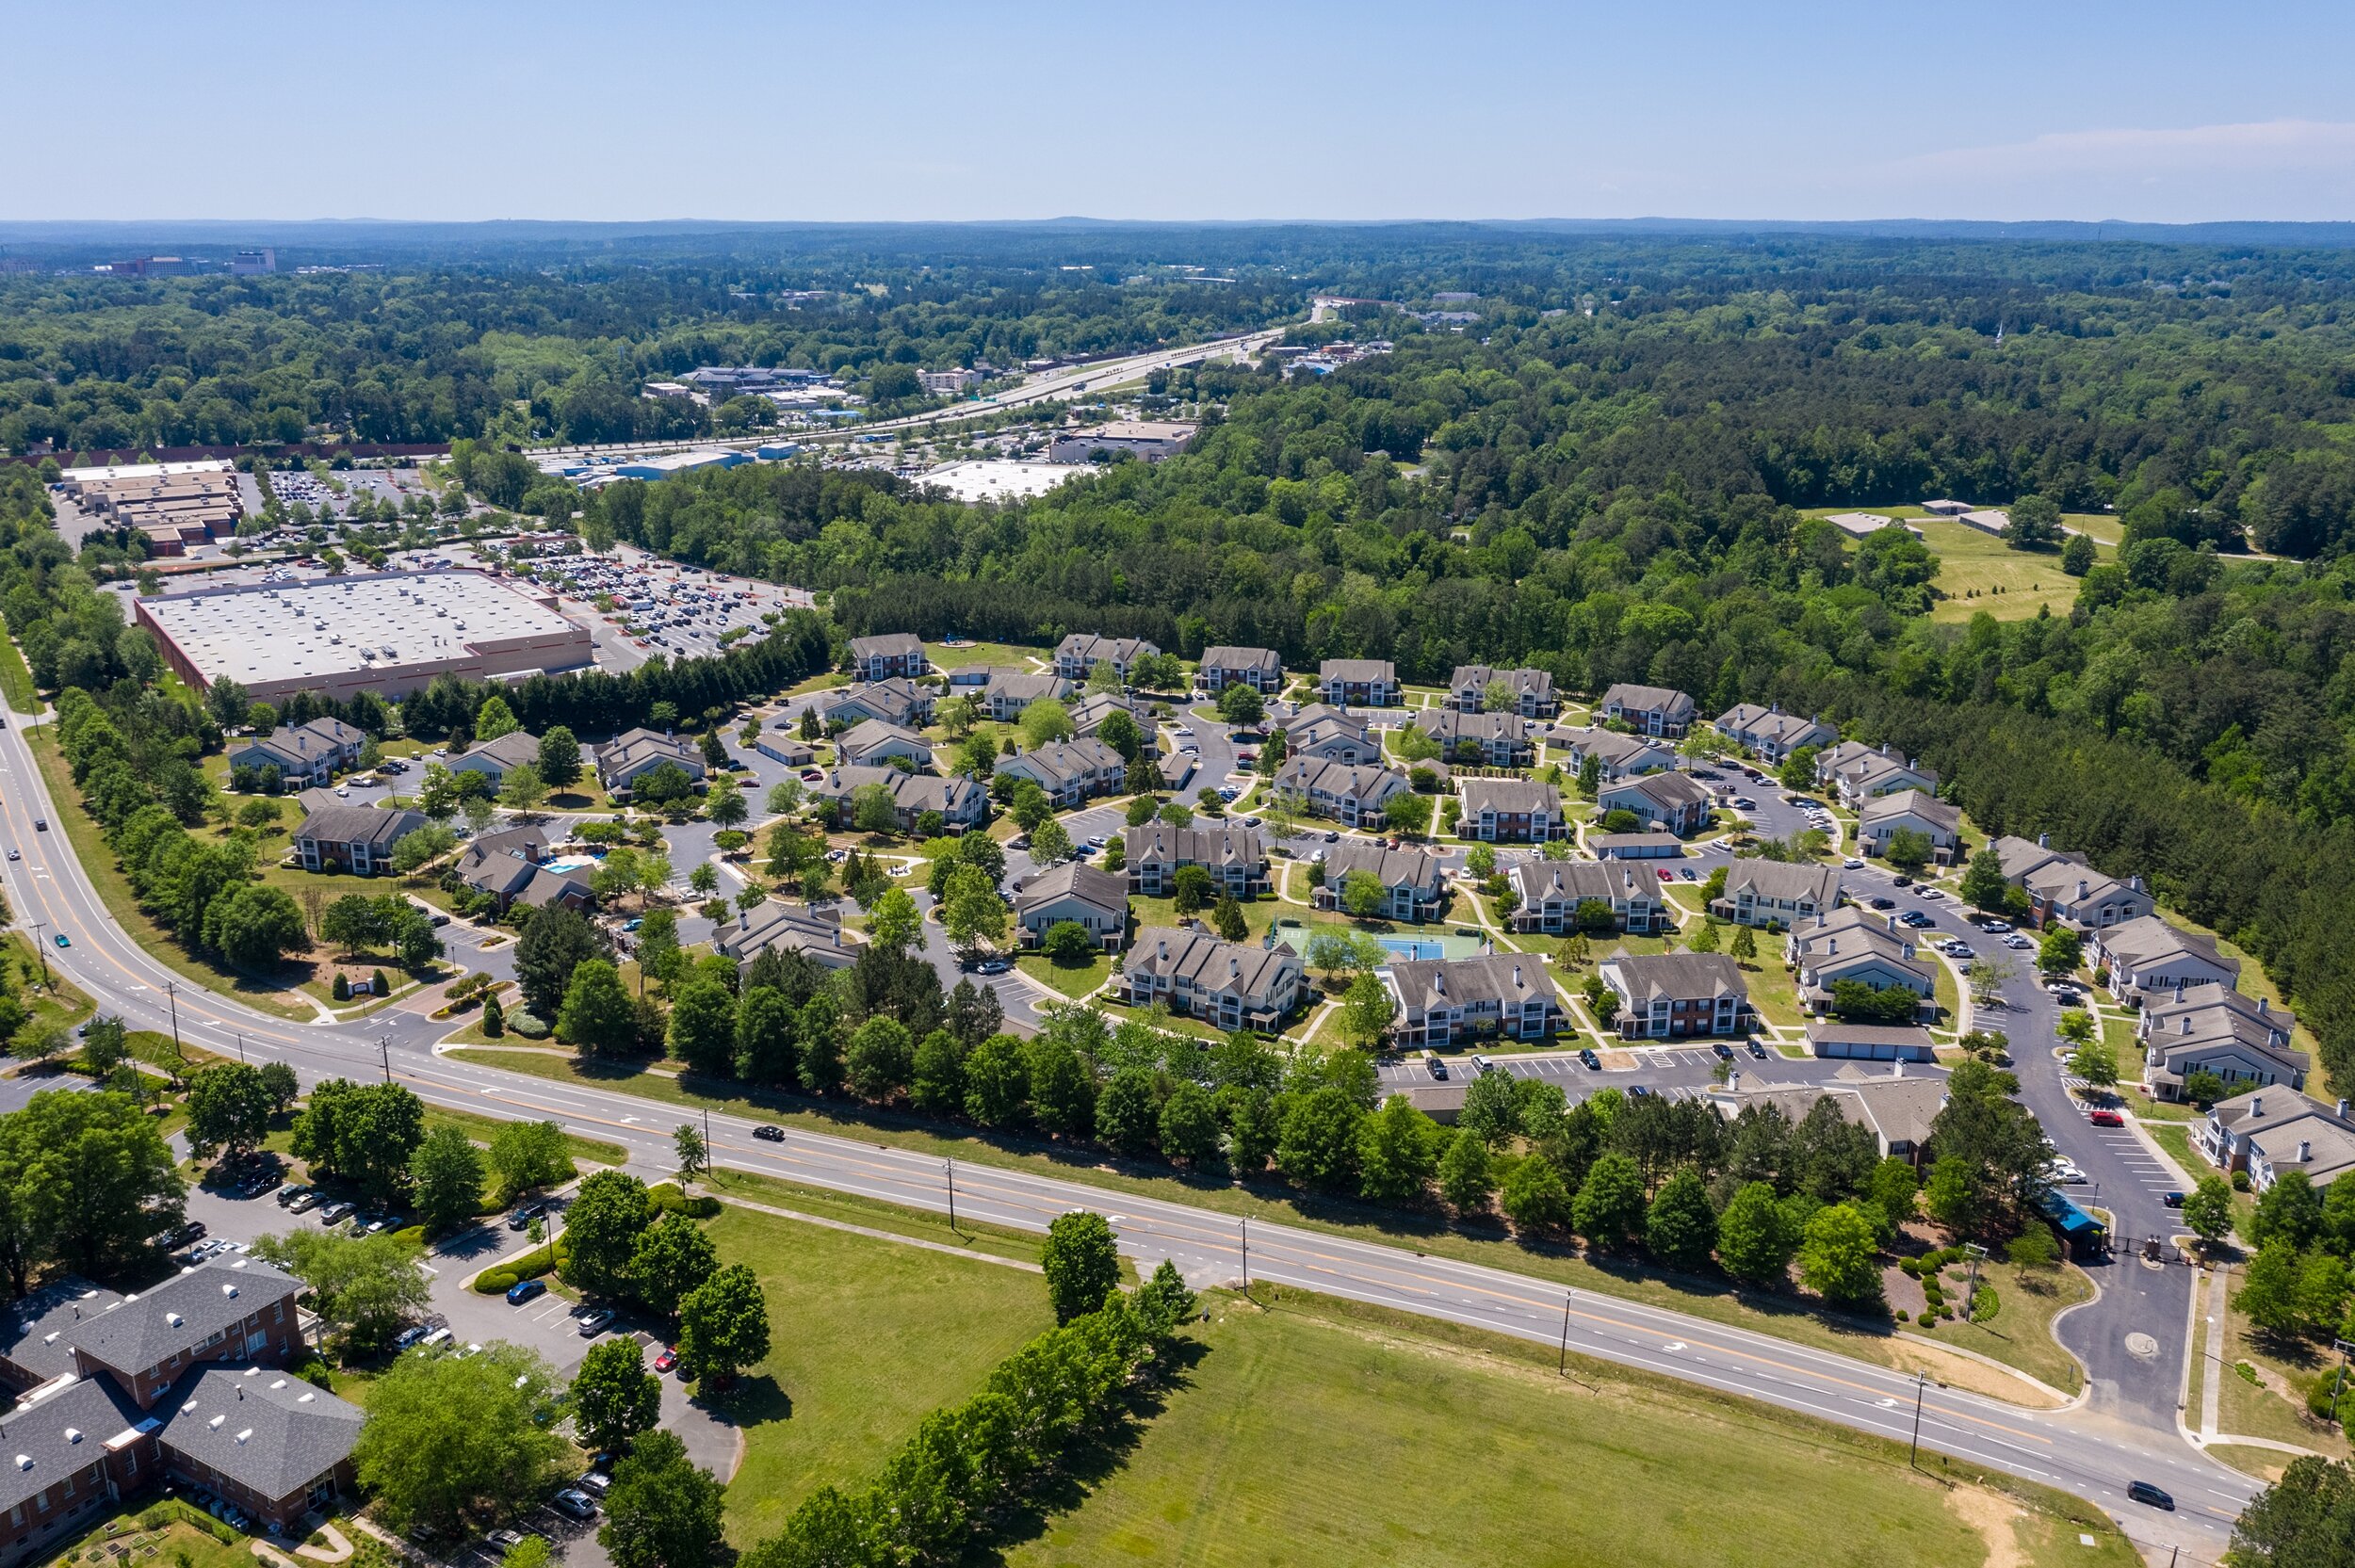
[372,969,390,995]
[475,1269,518,1295]
[649,1181,721,1220]
[507,1010,549,1039]
[333,973,350,1001]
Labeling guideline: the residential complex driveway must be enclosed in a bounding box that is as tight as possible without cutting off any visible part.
[0,691,2254,1560]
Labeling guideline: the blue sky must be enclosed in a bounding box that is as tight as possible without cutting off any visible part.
[11,0,2355,222]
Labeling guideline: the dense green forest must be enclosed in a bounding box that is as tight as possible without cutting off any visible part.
[0,264,1291,453]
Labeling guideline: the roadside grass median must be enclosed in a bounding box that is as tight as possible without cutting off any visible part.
[445,1044,2078,1403]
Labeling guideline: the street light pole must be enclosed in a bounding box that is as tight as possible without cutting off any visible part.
[24,922,49,990]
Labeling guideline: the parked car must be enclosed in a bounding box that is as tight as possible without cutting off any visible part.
[1470,1055,1495,1075]
[577,1306,616,1337]
[1578,1048,1601,1070]
[507,1278,547,1306]
[482,1530,536,1553]
[1843,858,1863,870]
[288,1190,323,1214]
[507,1201,546,1231]
[653,1346,678,1374]
[392,1324,432,1350]
[575,1472,612,1500]
[2087,1107,2125,1127]
[551,1490,597,1522]
[1746,1039,1769,1059]
[2162,1190,2186,1209]
[1869,897,1895,910]
[1713,1043,1734,1059]
[277,1184,314,1208]
[317,1202,356,1226]
[1423,1052,1448,1080]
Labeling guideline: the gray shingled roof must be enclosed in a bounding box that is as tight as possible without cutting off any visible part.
[294,804,428,851]
[0,1374,146,1516]
[0,1280,123,1386]
[1015,862,1129,922]
[70,1259,302,1380]
[156,1366,364,1503]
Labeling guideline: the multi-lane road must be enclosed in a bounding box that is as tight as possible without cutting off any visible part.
[524,329,1283,466]
[0,704,2260,1559]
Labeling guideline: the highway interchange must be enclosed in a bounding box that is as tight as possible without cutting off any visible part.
[0,685,2264,1560]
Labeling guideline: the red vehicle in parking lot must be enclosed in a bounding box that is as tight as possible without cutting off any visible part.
[2087,1107,2125,1127]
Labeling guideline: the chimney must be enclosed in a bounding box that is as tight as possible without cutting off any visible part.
[2076,879,2088,900]
[1513,964,1523,990]
[2258,996,2269,1014]
[2338,1099,2349,1120]
[2254,1095,2265,1116]
[2180,1017,2190,1034]
[2298,1140,2312,1163]
[2037,832,2049,849]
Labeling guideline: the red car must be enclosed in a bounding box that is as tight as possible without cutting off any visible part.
[654,1346,678,1373]
[1656,868,1673,881]
[2087,1107,2125,1127]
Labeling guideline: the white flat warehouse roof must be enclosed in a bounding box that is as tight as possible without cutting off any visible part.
[138,570,589,692]
[918,460,1081,502]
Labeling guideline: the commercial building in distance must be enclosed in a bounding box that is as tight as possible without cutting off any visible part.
[136,571,595,703]
[1048,421,1196,463]
[59,459,243,555]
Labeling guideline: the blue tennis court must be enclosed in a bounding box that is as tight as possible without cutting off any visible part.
[1378,936,1447,962]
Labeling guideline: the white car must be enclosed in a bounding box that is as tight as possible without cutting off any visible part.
[2003,934,2034,950]
[1843,858,1863,870]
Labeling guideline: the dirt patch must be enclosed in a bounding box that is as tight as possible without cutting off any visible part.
[1882,1338,2071,1409]
[1942,1483,2032,1568]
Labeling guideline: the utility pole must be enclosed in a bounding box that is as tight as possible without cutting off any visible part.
[234,1030,247,1064]
[163,980,183,1066]
[377,1034,392,1084]
[1908,1370,1930,1469]
[1558,1289,1572,1375]
[1241,1216,1249,1299]
[944,1157,956,1233]
[24,922,49,990]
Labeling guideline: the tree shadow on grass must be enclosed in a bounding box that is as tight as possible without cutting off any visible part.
[696,1370,791,1431]
[964,1336,1211,1564]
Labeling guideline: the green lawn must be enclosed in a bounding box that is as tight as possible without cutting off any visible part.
[1911,1257,2092,1396]
[1005,1290,2138,1568]
[0,617,37,714]
[2217,1296,2354,1463]
[3,930,94,1044]
[705,1201,1056,1546]
[22,731,316,1019]
[53,1504,258,1568]
[1016,951,1111,999]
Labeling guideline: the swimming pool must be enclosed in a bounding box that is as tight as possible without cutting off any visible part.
[543,853,603,874]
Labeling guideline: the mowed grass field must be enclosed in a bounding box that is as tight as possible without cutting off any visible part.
[706,1202,1058,1546]
[1004,1291,2137,1568]
[1802,508,2113,622]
